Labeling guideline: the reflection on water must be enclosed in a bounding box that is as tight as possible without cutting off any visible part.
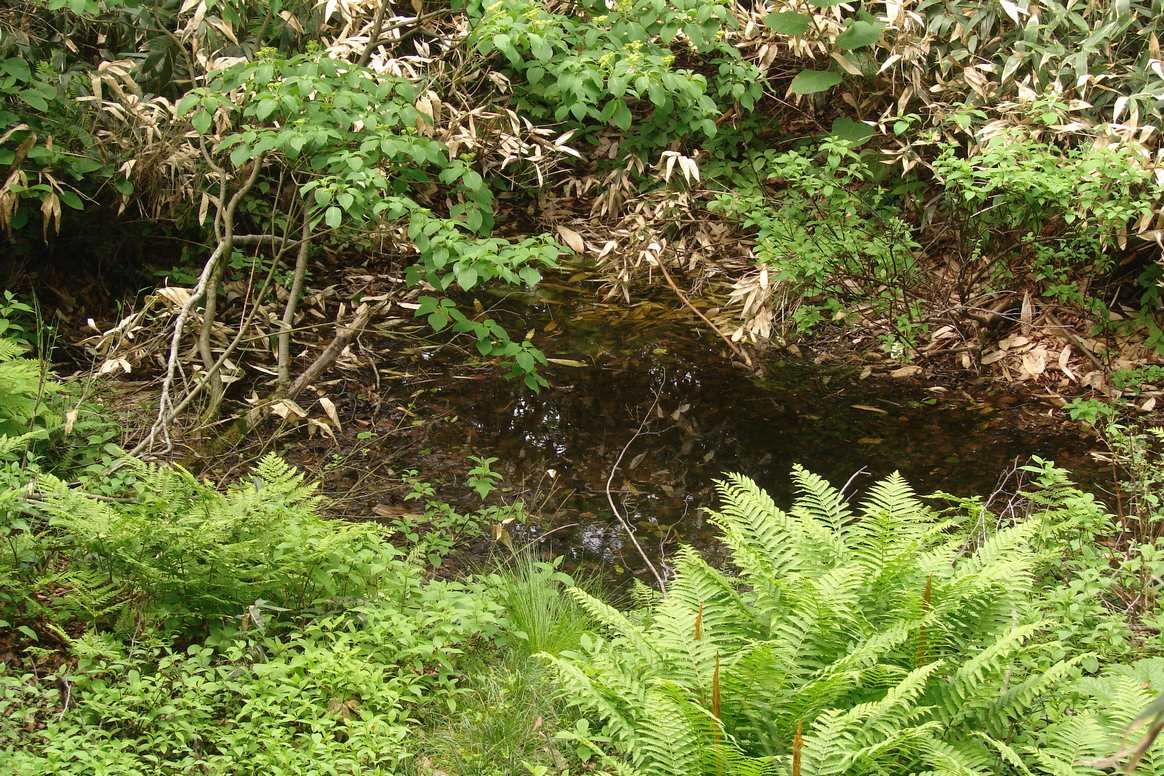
[409,281,1105,578]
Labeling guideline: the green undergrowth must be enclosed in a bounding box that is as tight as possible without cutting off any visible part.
[4,325,1164,774]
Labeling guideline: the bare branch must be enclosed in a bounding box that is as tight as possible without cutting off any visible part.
[141,156,264,454]
[284,302,376,401]
[278,210,313,392]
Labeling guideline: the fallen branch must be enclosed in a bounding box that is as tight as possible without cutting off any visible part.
[654,258,753,368]
[1045,311,1107,372]
[284,302,375,401]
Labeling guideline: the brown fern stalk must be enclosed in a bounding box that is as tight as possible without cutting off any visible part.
[694,601,703,641]
[792,720,803,776]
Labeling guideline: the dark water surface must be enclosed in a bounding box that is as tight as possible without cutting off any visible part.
[405,278,1106,576]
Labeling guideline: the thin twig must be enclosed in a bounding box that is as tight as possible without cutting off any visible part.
[839,467,868,498]
[606,382,668,592]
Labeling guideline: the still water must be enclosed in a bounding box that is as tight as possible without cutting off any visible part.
[398,278,1105,577]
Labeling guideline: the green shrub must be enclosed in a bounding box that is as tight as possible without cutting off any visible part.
[933,133,1160,308]
[0,335,54,440]
[1015,459,1143,663]
[466,0,740,147]
[545,466,1162,775]
[707,139,919,340]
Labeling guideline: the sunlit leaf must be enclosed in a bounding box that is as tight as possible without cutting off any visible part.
[790,69,843,95]
[765,12,812,36]
[837,19,882,50]
[829,116,874,145]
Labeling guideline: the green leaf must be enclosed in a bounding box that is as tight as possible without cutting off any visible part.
[464,207,484,233]
[808,0,845,6]
[2,58,32,83]
[789,69,843,95]
[175,93,200,117]
[192,110,212,134]
[530,35,553,62]
[324,206,342,229]
[416,296,439,316]
[829,116,874,145]
[229,145,251,168]
[19,90,49,111]
[461,170,483,191]
[611,101,632,131]
[58,190,84,210]
[255,98,278,121]
[764,12,812,36]
[455,265,478,290]
[836,19,882,50]
[69,157,103,174]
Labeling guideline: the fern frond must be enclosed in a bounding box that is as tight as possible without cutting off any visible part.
[972,731,1033,776]
[568,587,658,661]
[634,685,705,776]
[542,654,644,749]
[0,337,27,361]
[858,471,924,523]
[667,546,758,644]
[709,473,806,580]
[790,463,852,536]
[916,735,993,775]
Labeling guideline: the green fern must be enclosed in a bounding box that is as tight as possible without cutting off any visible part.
[0,335,55,438]
[32,456,391,632]
[546,468,1164,775]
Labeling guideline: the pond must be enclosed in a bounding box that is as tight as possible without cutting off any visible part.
[388,271,1109,580]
